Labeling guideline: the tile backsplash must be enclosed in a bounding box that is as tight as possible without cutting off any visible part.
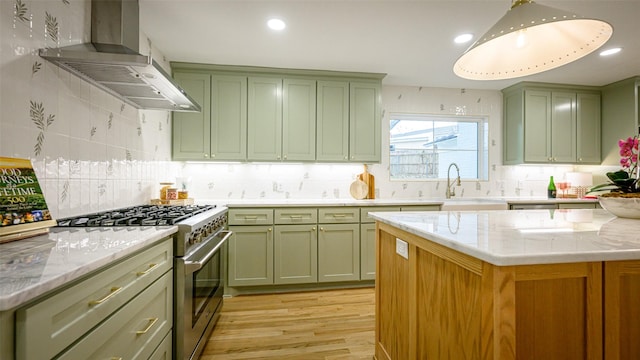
[0,0,178,219]
[1,1,606,217]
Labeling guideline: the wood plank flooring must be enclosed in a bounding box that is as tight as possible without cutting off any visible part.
[200,287,375,360]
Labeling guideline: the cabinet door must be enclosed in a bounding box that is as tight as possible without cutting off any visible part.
[360,223,376,281]
[350,82,381,162]
[318,223,360,282]
[248,77,282,161]
[577,93,601,164]
[228,225,274,286]
[211,74,247,161]
[283,78,316,161]
[317,80,349,161]
[172,72,211,160]
[274,225,318,284]
[523,90,552,163]
[551,91,577,163]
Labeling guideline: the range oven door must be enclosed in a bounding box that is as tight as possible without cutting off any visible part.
[175,230,231,360]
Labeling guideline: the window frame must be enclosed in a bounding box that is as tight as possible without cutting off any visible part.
[388,112,489,181]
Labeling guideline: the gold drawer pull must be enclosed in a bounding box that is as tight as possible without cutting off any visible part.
[136,263,158,276]
[88,287,123,306]
[244,215,258,220]
[332,214,347,218]
[136,317,159,335]
[110,357,123,360]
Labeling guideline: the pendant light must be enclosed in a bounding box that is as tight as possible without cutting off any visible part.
[453,0,613,80]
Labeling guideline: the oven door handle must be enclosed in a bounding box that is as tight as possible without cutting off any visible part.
[184,230,232,275]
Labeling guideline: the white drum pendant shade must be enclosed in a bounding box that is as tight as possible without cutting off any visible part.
[453,0,613,80]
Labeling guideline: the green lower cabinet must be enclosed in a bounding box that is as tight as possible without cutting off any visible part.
[318,223,360,282]
[228,225,274,286]
[274,225,318,284]
[360,223,376,281]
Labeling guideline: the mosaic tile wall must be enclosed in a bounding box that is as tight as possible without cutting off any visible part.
[0,0,178,218]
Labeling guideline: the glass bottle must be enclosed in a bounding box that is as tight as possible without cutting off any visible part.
[547,176,557,198]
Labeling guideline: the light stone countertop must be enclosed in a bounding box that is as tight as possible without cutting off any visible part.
[217,197,598,208]
[370,209,640,266]
[0,226,178,311]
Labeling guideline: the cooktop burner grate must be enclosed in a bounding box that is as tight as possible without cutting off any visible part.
[56,204,217,227]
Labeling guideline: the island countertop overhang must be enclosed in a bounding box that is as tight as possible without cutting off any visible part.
[370,209,640,266]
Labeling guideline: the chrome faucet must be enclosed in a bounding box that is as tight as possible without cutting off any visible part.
[446,163,461,199]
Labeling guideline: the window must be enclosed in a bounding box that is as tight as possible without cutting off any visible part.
[389,113,488,181]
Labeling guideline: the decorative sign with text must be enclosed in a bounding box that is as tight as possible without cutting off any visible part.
[0,157,56,243]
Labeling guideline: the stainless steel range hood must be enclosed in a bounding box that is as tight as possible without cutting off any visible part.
[39,0,200,112]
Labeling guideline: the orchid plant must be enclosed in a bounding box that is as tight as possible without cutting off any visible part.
[590,135,640,195]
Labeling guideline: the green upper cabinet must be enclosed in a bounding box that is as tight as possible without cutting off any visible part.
[282,78,317,161]
[601,77,640,166]
[317,81,350,161]
[502,82,601,165]
[247,77,283,161]
[350,82,381,162]
[211,74,247,161]
[171,63,385,163]
[577,93,602,164]
[172,72,247,161]
[172,72,211,160]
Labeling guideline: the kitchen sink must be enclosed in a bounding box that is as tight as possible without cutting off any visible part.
[440,198,509,211]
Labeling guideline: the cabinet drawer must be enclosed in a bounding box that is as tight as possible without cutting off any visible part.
[149,331,172,360]
[274,208,317,224]
[57,271,173,360]
[16,240,172,360]
[229,208,274,225]
[360,206,400,223]
[318,207,359,223]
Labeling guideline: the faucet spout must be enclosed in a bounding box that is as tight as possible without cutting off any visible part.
[446,163,461,199]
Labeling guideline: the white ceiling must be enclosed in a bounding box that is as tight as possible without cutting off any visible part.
[139,0,640,90]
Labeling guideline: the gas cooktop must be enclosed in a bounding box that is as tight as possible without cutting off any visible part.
[56,204,217,227]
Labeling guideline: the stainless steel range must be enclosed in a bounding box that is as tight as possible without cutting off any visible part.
[57,204,231,360]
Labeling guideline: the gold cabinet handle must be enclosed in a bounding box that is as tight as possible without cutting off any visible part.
[268,227,272,232]
[89,287,123,306]
[244,215,258,220]
[320,227,324,231]
[289,215,303,219]
[136,317,159,335]
[110,357,123,360]
[333,214,347,218]
[136,263,158,276]
[204,153,209,158]
[312,227,316,231]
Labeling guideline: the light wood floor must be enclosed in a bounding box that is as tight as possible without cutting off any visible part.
[200,287,375,360]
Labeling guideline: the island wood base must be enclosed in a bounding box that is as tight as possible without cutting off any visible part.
[375,222,640,360]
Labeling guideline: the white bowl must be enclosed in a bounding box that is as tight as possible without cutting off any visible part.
[598,196,640,219]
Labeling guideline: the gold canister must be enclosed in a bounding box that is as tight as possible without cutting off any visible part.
[178,190,189,199]
[159,182,173,200]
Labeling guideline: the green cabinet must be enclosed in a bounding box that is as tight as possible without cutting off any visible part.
[274,224,318,284]
[350,82,382,162]
[172,72,211,160]
[171,63,384,163]
[247,77,283,161]
[247,77,317,161]
[601,77,640,165]
[283,78,317,161]
[172,72,247,161]
[318,223,360,282]
[360,223,377,281]
[211,74,247,160]
[227,225,274,286]
[317,81,350,161]
[503,82,601,165]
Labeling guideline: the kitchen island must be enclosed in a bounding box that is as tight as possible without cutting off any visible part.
[370,209,640,360]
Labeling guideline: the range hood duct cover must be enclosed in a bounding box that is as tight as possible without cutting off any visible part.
[39,0,200,112]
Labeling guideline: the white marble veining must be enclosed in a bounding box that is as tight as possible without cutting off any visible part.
[370,209,640,266]
[0,226,177,311]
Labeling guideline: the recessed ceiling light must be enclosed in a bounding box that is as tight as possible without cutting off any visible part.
[600,47,622,56]
[267,18,286,31]
[454,33,473,44]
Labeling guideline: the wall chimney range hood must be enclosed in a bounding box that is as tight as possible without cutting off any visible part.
[39,0,200,112]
